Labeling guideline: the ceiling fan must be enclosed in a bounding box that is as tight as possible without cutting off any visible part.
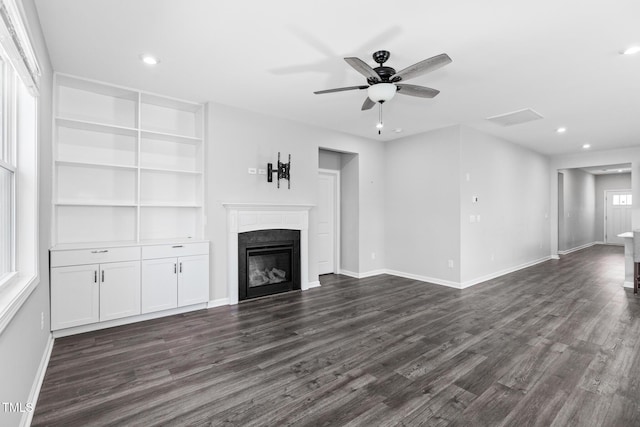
[314,50,452,111]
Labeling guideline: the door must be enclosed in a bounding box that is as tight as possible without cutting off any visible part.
[178,255,209,306]
[605,190,632,245]
[141,257,178,314]
[51,264,100,330]
[318,171,338,275]
[100,261,141,321]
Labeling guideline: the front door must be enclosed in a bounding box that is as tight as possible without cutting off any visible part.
[605,190,632,245]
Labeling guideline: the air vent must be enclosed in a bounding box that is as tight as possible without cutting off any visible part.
[486,108,544,127]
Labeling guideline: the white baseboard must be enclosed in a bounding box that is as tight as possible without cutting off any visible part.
[385,269,461,289]
[459,256,552,289]
[558,241,598,255]
[21,333,54,427]
[623,281,634,289]
[338,269,359,279]
[207,298,230,308]
[53,303,208,338]
[550,255,560,260]
[339,269,386,279]
[307,281,321,289]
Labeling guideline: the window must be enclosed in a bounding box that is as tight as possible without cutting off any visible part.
[0,54,15,284]
[613,194,632,206]
[0,0,40,331]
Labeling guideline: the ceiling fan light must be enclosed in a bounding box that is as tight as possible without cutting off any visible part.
[368,83,396,103]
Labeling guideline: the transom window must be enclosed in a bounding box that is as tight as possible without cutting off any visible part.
[613,194,632,206]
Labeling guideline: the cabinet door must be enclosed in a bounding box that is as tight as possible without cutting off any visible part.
[178,255,209,306]
[141,258,178,314]
[51,264,99,330]
[99,261,141,321]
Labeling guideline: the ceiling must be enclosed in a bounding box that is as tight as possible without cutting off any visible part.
[34,0,640,156]
[581,163,632,175]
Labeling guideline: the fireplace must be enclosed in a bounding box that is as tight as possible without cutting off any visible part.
[238,229,301,300]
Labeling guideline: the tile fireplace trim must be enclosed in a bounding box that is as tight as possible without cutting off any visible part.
[222,203,314,305]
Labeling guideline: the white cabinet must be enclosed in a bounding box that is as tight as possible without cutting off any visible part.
[99,261,141,321]
[141,244,209,314]
[51,264,99,330]
[50,242,209,334]
[178,255,209,306]
[51,260,141,330]
[141,258,178,313]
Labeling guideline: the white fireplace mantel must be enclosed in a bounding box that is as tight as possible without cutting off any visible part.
[222,202,314,304]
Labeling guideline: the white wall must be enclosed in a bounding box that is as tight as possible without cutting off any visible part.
[550,147,640,255]
[459,127,550,283]
[0,1,52,426]
[557,168,596,251]
[594,173,632,242]
[205,103,386,299]
[384,126,462,283]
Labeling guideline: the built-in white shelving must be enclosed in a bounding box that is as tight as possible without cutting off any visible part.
[52,73,205,246]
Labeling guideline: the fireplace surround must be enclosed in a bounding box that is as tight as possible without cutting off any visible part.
[223,203,313,305]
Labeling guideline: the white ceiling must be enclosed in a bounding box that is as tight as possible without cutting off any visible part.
[34,0,640,156]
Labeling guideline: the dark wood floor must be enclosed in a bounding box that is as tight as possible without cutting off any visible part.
[33,245,640,426]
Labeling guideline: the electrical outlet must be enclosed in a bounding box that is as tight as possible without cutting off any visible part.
[40,312,44,330]
[448,259,454,268]
[248,168,257,175]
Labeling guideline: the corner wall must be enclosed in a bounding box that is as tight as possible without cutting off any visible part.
[384,126,462,284]
[205,103,386,300]
[459,127,550,284]
[557,168,596,252]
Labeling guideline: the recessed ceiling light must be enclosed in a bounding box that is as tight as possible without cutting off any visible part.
[140,54,159,65]
[393,128,403,133]
[582,144,591,149]
[556,127,567,133]
[622,46,640,55]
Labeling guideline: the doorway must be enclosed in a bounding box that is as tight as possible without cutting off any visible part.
[318,169,340,275]
[604,189,632,245]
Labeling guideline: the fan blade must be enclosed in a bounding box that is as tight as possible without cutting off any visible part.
[391,53,452,82]
[314,85,368,94]
[344,57,380,81]
[396,84,440,98]
[361,97,376,110]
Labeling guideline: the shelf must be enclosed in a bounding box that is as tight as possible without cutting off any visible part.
[140,130,201,145]
[140,167,201,175]
[57,74,138,101]
[56,160,138,171]
[56,117,138,136]
[53,74,205,245]
[55,201,138,207]
[56,205,137,244]
[140,203,202,208]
